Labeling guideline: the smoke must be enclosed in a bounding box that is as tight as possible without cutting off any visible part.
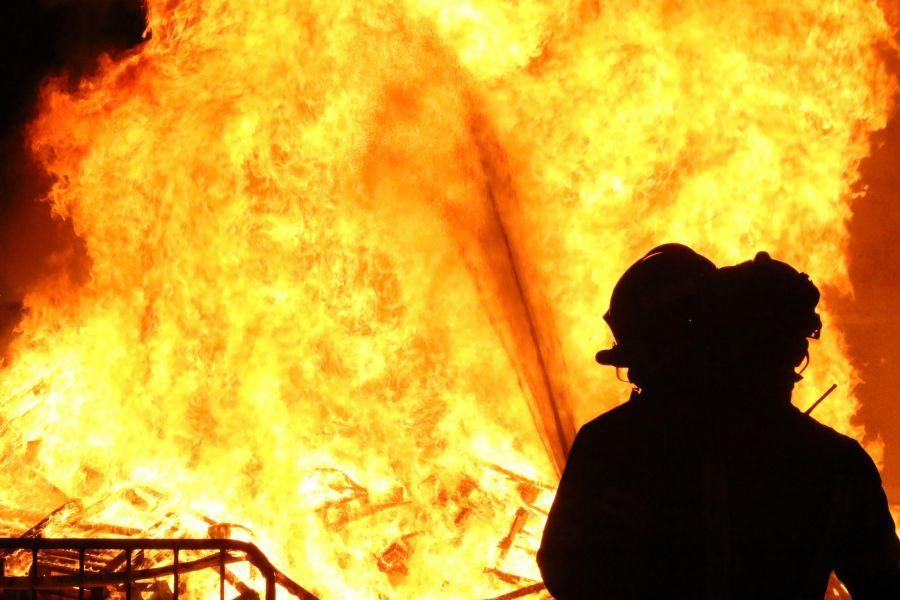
[0,0,146,356]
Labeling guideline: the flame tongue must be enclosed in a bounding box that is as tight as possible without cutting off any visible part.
[1,0,896,597]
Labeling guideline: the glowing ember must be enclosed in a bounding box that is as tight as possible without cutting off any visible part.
[0,0,896,597]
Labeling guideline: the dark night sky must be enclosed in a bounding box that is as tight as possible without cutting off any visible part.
[0,0,146,349]
[0,1,898,491]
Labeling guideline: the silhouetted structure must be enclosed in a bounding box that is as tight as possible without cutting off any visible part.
[538,246,900,599]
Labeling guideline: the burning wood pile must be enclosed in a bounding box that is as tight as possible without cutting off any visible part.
[305,463,553,592]
[0,492,317,599]
[0,464,554,599]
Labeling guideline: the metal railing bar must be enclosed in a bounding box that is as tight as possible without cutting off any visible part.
[0,538,320,600]
[125,549,132,600]
[0,538,260,552]
[31,547,38,600]
[78,548,84,600]
[0,552,243,590]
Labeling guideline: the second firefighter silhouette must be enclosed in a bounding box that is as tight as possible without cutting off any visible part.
[537,245,900,599]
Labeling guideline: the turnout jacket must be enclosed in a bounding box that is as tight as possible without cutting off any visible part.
[537,390,900,599]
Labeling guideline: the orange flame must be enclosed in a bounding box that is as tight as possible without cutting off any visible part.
[1,0,896,597]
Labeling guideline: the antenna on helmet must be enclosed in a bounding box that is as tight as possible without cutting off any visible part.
[804,383,837,415]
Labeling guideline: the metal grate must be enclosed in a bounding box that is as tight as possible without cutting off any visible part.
[0,538,319,600]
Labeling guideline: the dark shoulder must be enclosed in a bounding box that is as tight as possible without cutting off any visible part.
[573,396,644,447]
[782,407,874,466]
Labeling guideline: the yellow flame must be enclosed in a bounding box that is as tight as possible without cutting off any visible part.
[0,0,895,597]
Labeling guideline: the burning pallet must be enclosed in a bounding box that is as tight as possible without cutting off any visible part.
[0,537,317,600]
[0,452,558,600]
[0,491,318,600]
[299,464,555,597]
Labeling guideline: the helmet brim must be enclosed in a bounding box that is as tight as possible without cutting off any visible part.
[595,346,629,367]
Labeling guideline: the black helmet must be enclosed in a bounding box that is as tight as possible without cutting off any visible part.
[711,251,821,343]
[596,243,716,368]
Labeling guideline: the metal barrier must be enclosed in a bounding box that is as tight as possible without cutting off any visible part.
[0,538,319,600]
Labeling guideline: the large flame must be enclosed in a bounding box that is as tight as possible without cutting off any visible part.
[1,0,896,597]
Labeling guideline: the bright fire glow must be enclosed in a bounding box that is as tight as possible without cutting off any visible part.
[1,0,896,597]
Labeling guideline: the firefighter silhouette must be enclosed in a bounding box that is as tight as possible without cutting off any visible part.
[538,245,900,599]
